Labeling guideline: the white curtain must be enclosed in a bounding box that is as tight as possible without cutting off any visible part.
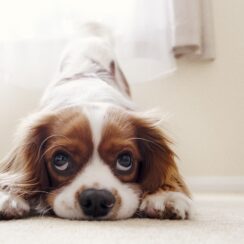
[0,0,214,90]
[0,0,175,89]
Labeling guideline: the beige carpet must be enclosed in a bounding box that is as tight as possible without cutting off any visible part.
[0,193,243,244]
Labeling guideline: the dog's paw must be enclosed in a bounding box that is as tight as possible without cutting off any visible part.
[0,191,30,219]
[139,191,194,220]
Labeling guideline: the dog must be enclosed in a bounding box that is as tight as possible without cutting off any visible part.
[0,23,193,220]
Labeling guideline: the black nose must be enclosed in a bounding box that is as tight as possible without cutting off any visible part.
[79,189,115,218]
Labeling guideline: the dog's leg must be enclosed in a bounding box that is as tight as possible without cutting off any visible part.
[0,191,30,219]
[139,189,193,220]
[139,167,194,220]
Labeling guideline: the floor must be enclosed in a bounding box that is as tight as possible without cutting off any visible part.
[0,193,243,244]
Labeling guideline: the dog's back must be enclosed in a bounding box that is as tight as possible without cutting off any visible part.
[41,23,131,111]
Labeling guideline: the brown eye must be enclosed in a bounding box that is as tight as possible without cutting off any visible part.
[52,152,70,172]
[116,153,133,172]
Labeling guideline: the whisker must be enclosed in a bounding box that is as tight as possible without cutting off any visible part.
[128,137,162,148]
[134,210,144,218]
[40,207,52,217]
[37,134,72,160]
[39,144,70,162]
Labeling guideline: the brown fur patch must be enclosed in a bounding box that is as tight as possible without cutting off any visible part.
[44,108,93,188]
[132,115,190,196]
[2,107,93,200]
[98,108,190,197]
[99,108,141,182]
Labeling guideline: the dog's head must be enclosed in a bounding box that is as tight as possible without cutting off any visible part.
[6,105,175,220]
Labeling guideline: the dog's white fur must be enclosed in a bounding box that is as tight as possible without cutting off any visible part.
[41,24,133,111]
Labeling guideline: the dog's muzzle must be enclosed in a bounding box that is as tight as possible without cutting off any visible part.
[79,189,115,218]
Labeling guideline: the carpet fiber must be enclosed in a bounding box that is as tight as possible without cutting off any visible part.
[0,193,243,244]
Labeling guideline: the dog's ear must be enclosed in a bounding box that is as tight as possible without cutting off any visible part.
[0,112,55,196]
[133,116,189,194]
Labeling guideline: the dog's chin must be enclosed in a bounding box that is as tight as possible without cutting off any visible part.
[53,211,135,221]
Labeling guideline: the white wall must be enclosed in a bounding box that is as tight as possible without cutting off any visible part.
[0,0,243,179]
[131,0,244,177]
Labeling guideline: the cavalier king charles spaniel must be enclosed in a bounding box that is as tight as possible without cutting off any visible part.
[0,23,193,220]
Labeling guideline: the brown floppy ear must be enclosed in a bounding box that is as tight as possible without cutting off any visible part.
[133,117,190,196]
[0,112,55,197]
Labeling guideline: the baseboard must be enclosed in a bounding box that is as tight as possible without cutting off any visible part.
[185,176,244,193]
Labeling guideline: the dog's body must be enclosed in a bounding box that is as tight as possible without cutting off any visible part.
[0,23,193,220]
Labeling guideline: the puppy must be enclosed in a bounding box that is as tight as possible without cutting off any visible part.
[0,23,193,220]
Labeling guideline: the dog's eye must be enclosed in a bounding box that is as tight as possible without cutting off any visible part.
[116,153,133,172]
[52,152,70,172]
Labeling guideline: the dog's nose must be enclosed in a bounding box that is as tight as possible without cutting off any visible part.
[79,189,115,218]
